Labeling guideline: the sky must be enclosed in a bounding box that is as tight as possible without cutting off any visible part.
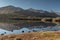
[0,0,60,12]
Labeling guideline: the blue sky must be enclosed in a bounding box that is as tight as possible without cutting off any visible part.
[0,0,60,11]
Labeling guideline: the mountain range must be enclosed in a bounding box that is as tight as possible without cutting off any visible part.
[0,5,60,17]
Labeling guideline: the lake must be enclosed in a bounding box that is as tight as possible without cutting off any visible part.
[0,25,60,35]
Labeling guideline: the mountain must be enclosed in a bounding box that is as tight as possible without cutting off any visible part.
[25,8,60,17]
[0,5,59,17]
[0,5,23,14]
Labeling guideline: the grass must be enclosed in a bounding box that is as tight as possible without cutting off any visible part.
[39,32,60,38]
[0,31,60,40]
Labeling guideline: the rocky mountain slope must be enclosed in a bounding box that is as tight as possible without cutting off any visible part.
[0,5,23,14]
[0,5,59,17]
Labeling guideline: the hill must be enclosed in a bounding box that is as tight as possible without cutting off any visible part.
[0,5,59,17]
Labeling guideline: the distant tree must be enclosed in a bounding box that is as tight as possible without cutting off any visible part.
[22,31,24,33]
[1,33,4,36]
[32,30,37,32]
[4,32,6,34]
[28,31,31,33]
[16,38,22,40]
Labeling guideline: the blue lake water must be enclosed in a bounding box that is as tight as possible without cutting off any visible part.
[0,25,60,35]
